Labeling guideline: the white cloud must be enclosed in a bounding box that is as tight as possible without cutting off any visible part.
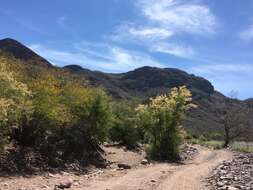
[128,27,174,40]
[29,43,165,73]
[240,24,253,42]
[112,24,174,43]
[150,43,195,58]
[137,0,216,35]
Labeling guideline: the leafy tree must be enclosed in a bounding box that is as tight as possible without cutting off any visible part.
[136,86,195,160]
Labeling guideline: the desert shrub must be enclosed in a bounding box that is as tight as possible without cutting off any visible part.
[0,53,115,169]
[1,59,112,163]
[0,58,33,150]
[198,135,208,142]
[136,86,195,161]
[64,85,112,140]
[12,73,70,147]
[184,133,193,140]
[61,86,112,157]
[109,102,141,149]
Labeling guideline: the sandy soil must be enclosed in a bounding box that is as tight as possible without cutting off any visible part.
[0,145,233,190]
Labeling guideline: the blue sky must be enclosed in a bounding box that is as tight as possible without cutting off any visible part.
[1,0,253,99]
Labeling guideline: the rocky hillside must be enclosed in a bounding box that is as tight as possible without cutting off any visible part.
[64,65,228,135]
[0,38,251,136]
[64,65,215,98]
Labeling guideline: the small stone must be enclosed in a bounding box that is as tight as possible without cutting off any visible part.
[48,173,57,178]
[73,182,80,186]
[60,171,69,176]
[217,181,224,187]
[41,185,50,189]
[116,167,124,171]
[227,186,238,190]
[56,179,72,189]
[118,163,131,169]
[141,159,149,165]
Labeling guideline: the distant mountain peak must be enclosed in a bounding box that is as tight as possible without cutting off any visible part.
[0,38,19,43]
[0,38,52,67]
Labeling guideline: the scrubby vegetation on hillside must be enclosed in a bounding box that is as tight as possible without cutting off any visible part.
[0,52,198,171]
[0,57,32,151]
[0,53,113,170]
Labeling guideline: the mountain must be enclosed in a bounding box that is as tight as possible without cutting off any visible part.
[64,65,215,98]
[0,38,251,137]
[0,38,52,67]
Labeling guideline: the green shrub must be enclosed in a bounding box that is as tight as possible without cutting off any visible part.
[109,121,139,149]
[109,102,140,149]
[1,61,112,162]
[136,86,195,161]
[0,58,33,150]
[199,135,207,142]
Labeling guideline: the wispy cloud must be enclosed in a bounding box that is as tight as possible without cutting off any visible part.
[113,24,174,42]
[112,0,217,58]
[136,0,216,35]
[129,28,173,40]
[240,24,253,42]
[29,43,165,73]
[150,43,195,58]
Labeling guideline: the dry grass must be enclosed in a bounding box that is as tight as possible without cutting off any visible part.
[230,141,253,153]
[188,139,253,153]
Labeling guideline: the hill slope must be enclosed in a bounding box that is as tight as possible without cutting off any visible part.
[0,38,52,67]
[0,38,251,136]
[64,65,227,135]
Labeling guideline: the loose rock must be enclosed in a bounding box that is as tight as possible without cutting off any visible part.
[141,159,149,165]
[118,163,131,169]
[207,153,253,190]
[55,179,72,189]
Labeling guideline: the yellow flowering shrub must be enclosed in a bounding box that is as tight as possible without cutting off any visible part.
[136,86,196,160]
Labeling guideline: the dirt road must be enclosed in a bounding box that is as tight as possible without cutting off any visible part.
[79,146,233,190]
[0,146,233,190]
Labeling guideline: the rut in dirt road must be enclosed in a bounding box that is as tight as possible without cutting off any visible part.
[79,146,233,190]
